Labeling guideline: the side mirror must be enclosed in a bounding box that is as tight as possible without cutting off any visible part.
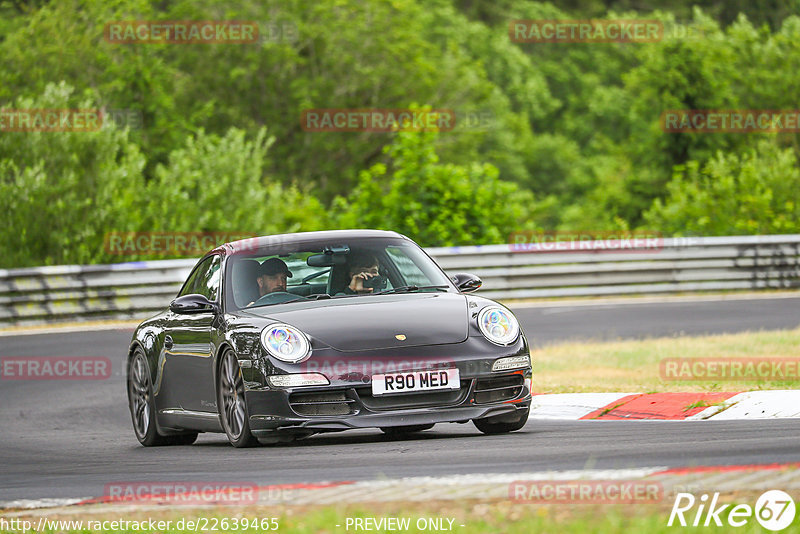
[450,272,482,293]
[170,294,217,314]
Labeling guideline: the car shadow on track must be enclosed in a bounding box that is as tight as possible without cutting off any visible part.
[187,425,539,449]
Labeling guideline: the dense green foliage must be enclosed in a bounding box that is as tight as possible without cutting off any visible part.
[335,129,537,246]
[644,141,800,235]
[1,0,799,266]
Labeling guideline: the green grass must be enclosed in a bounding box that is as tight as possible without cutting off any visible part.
[531,327,800,393]
[683,400,710,411]
[3,500,799,534]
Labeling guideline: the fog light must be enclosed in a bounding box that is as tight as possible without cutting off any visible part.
[267,373,330,387]
[492,355,531,372]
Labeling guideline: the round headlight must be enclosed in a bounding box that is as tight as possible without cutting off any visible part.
[260,324,311,363]
[478,306,520,345]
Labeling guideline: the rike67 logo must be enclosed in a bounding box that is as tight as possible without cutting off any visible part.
[669,490,796,531]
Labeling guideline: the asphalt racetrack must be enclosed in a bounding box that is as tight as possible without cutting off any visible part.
[2,295,799,502]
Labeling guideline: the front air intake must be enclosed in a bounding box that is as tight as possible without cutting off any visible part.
[473,375,524,404]
[288,391,354,416]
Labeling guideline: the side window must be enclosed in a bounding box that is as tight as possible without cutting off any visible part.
[179,255,222,301]
[178,259,209,298]
[198,255,222,301]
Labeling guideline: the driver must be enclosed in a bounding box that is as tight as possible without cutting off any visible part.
[256,257,293,297]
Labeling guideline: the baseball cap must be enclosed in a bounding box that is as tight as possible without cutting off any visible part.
[259,257,293,278]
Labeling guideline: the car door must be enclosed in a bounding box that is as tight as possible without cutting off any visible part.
[164,254,222,414]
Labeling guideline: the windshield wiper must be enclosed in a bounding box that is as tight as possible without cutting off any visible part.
[376,284,450,295]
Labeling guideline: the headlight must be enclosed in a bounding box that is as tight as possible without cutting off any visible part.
[260,324,311,363]
[478,306,520,345]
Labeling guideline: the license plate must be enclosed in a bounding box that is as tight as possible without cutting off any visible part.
[371,368,460,396]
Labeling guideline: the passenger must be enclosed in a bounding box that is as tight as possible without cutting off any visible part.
[342,251,381,294]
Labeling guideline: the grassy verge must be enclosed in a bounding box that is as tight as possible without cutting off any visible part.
[531,327,800,393]
[5,496,799,534]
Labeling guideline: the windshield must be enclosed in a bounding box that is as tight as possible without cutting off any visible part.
[225,236,454,310]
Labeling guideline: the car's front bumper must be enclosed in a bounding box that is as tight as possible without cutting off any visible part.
[244,369,532,442]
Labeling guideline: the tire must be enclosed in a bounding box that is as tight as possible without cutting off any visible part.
[128,349,171,446]
[380,424,435,435]
[473,407,529,435]
[217,349,259,448]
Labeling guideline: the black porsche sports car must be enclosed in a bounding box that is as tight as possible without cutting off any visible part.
[127,230,532,447]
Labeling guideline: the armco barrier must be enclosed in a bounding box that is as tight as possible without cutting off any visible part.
[1,235,799,326]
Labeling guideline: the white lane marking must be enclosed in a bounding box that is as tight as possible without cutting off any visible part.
[348,468,667,485]
[0,497,87,510]
[686,392,748,420]
[0,469,666,511]
[277,469,669,505]
[10,465,800,511]
[689,390,800,420]
[528,392,800,421]
[530,393,635,420]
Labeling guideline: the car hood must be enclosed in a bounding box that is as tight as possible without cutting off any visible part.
[241,293,469,351]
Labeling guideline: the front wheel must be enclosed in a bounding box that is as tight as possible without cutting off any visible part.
[217,349,258,448]
[128,349,172,446]
[473,407,529,435]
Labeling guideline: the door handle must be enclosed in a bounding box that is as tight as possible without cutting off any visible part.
[164,335,174,350]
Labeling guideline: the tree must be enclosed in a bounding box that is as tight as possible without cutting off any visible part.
[0,83,325,267]
[643,140,800,235]
[144,127,324,238]
[0,82,148,267]
[334,128,536,246]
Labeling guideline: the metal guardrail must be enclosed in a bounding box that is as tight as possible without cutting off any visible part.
[430,234,800,300]
[1,235,799,326]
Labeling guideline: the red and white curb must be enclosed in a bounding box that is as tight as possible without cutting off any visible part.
[530,390,800,420]
[2,464,799,512]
